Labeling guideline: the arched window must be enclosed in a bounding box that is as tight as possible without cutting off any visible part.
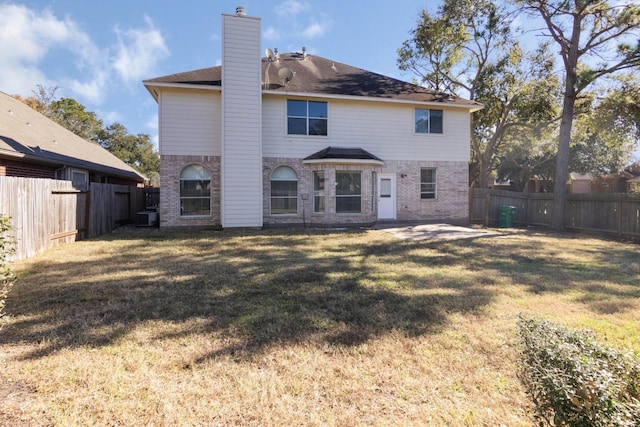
[180,165,211,216]
[270,166,297,214]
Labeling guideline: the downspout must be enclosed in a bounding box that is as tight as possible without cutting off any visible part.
[54,165,67,180]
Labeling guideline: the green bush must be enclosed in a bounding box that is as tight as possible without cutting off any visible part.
[517,316,640,426]
[0,215,16,327]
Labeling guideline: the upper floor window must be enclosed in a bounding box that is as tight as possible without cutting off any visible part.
[287,100,328,136]
[415,109,443,134]
[420,168,437,199]
[180,164,211,216]
[271,166,298,214]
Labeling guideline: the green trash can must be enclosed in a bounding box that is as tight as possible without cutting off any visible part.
[498,205,516,228]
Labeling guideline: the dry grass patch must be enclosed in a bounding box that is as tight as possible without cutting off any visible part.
[1,227,638,426]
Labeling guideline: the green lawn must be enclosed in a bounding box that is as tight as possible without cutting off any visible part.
[1,226,638,426]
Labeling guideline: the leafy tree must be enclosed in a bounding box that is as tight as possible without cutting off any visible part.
[497,132,557,191]
[569,89,637,176]
[516,0,640,230]
[596,74,640,141]
[13,84,57,116]
[98,123,160,186]
[48,98,103,143]
[15,86,102,142]
[398,0,559,188]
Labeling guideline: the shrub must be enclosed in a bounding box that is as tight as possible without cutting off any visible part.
[517,316,640,426]
[0,215,16,328]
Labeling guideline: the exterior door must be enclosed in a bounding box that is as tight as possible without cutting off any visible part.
[377,173,396,220]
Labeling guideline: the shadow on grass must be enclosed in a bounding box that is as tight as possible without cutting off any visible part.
[1,227,638,362]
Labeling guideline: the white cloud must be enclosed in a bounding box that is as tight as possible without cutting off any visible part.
[302,22,327,39]
[263,26,281,42]
[274,0,309,17]
[0,64,51,97]
[0,3,103,98]
[146,114,159,149]
[98,109,123,125]
[146,114,158,130]
[113,16,169,83]
[64,75,108,104]
[0,4,64,62]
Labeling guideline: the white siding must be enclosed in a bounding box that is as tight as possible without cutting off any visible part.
[159,90,221,156]
[221,13,262,228]
[262,96,471,162]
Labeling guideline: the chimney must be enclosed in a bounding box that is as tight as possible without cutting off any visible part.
[220,7,263,228]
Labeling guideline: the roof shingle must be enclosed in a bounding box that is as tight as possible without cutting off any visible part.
[144,53,481,108]
[0,92,145,182]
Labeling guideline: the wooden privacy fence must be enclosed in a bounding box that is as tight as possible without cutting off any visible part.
[0,176,146,260]
[471,188,640,239]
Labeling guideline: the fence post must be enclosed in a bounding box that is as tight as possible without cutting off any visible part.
[484,192,490,227]
[617,197,622,239]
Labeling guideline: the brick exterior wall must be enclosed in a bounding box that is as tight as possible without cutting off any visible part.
[263,157,379,227]
[159,155,221,227]
[159,155,469,228]
[263,158,469,227]
[383,160,469,225]
[0,158,142,186]
[0,158,56,179]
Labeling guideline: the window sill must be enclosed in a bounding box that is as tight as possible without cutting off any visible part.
[285,134,329,139]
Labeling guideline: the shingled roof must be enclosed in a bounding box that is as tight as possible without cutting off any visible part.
[0,92,145,182]
[303,146,384,165]
[144,53,481,109]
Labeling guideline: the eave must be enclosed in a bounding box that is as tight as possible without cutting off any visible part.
[263,90,483,112]
[302,158,385,166]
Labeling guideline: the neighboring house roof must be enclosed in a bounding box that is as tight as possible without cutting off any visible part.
[570,171,635,181]
[0,91,145,182]
[569,173,593,181]
[144,53,482,110]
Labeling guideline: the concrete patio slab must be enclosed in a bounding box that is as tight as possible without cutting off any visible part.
[373,223,503,241]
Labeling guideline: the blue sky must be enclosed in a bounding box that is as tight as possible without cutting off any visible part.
[0,0,430,146]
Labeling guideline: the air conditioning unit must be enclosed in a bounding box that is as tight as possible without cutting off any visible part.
[137,211,158,227]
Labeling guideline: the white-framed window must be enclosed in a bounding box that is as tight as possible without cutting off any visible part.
[371,171,377,213]
[70,168,88,189]
[180,165,211,216]
[415,109,443,134]
[336,171,361,213]
[287,100,328,135]
[313,171,325,213]
[271,166,298,214]
[420,168,437,199]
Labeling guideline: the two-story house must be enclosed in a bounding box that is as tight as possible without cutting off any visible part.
[143,7,482,228]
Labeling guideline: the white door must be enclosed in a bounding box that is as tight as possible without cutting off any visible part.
[377,173,396,219]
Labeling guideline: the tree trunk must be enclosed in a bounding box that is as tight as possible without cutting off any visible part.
[551,11,581,231]
[551,91,576,230]
[476,151,493,188]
